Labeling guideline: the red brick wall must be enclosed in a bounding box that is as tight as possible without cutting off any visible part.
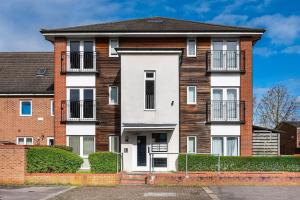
[54,37,67,145]
[240,38,253,156]
[0,97,54,145]
[0,145,27,184]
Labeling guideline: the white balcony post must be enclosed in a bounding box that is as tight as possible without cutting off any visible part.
[93,51,97,71]
[66,52,70,71]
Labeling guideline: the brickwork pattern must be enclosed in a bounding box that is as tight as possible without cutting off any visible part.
[0,145,27,184]
[240,38,253,156]
[25,173,121,186]
[0,97,54,145]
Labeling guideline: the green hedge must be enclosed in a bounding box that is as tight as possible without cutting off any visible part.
[27,147,83,173]
[52,145,73,152]
[178,154,300,172]
[89,152,120,173]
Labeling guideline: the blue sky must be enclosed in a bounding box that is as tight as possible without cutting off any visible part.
[0,0,299,105]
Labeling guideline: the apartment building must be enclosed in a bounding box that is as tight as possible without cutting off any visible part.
[0,52,54,146]
[1,17,262,171]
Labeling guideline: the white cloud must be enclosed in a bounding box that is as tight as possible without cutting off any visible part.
[282,45,300,54]
[208,14,249,26]
[248,14,300,45]
[253,47,277,57]
[183,0,211,15]
[296,96,300,103]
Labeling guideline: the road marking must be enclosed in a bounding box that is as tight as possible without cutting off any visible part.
[39,186,76,200]
[144,192,177,197]
[202,187,220,200]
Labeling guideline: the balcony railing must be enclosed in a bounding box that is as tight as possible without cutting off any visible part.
[206,50,245,72]
[151,142,168,152]
[61,100,97,122]
[206,100,245,123]
[61,51,98,73]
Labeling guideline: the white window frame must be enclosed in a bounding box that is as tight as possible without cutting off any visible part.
[20,100,32,116]
[187,38,197,57]
[109,135,120,153]
[187,86,197,104]
[211,136,240,156]
[187,136,197,154]
[211,38,240,70]
[66,40,96,71]
[16,137,33,145]
[67,135,95,158]
[144,71,156,110]
[47,137,54,146]
[50,100,54,116]
[109,38,119,57]
[109,86,119,105]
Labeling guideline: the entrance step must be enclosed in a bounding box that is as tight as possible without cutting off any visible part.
[120,173,148,185]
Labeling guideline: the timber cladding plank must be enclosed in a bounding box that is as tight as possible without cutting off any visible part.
[95,37,211,153]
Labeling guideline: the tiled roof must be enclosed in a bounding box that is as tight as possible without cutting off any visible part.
[283,121,300,128]
[41,17,265,33]
[0,52,54,94]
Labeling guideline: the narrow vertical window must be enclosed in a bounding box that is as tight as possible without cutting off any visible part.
[83,136,95,156]
[68,136,80,155]
[145,71,155,110]
[20,100,32,116]
[187,136,197,153]
[109,136,119,153]
[187,86,197,104]
[109,86,118,105]
[109,38,119,57]
[83,41,94,69]
[70,41,80,69]
[212,137,224,156]
[227,137,238,156]
[187,38,196,57]
[51,100,54,116]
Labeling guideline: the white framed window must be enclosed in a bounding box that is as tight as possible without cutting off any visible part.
[187,136,197,154]
[20,100,32,116]
[109,38,119,57]
[187,86,197,104]
[109,136,119,153]
[187,38,197,57]
[144,71,156,110]
[47,137,54,146]
[67,135,95,157]
[50,100,54,116]
[211,136,239,156]
[109,86,119,105]
[16,137,33,145]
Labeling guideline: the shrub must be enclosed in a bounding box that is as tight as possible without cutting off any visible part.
[27,147,83,173]
[178,154,300,172]
[89,152,120,173]
[52,145,73,152]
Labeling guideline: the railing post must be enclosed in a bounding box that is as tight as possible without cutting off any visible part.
[218,154,221,172]
[116,153,119,173]
[185,153,189,178]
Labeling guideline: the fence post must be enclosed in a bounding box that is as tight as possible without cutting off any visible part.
[217,154,221,172]
[185,153,189,178]
[116,153,119,173]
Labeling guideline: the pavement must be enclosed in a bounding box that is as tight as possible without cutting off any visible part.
[1,185,300,200]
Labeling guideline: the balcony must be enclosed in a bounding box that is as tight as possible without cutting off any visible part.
[61,100,97,122]
[61,51,98,74]
[206,50,245,73]
[206,100,245,124]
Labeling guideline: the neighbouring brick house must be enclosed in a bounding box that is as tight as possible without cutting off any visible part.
[1,17,265,171]
[277,121,300,155]
[0,52,54,146]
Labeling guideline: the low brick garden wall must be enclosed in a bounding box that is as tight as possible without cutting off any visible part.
[147,172,300,186]
[25,173,121,186]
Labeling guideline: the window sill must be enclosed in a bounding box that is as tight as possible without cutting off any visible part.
[20,115,32,117]
[144,109,156,111]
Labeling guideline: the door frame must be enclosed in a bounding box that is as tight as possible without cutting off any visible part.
[133,133,150,171]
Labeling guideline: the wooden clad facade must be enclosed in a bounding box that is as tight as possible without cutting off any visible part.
[95,37,211,153]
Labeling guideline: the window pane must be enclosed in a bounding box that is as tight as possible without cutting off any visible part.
[18,138,24,145]
[70,89,80,118]
[146,72,154,78]
[212,137,223,156]
[70,41,80,69]
[188,137,196,153]
[83,136,94,155]
[212,42,223,69]
[110,136,119,153]
[69,136,80,155]
[145,80,155,109]
[188,87,196,103]
[51,100,54,116]
[227,137,238,156]
[26,138,33,145]
[188,39,196,56]
[110,40,118,55]
[21,102,31,115]
[84,41,93,52]
[110,86,118,104]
